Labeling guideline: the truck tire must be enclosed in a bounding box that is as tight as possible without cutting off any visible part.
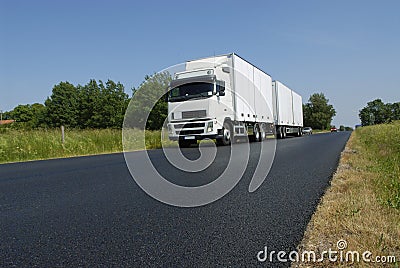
[179,140,196,148]
[277,126,284,139]
[295,127,301,137]
[216,122,233,146]
[253,124,262,142]
[281,126,286,139]
[274,127,279,139]
[260,124,267,141]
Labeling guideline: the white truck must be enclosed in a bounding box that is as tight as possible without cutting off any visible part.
[272,81,304,139]
[167,53,303,147]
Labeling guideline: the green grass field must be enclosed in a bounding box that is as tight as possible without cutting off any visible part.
[0,128,176,164]
[295,121,400,267]
[356,121,400,209]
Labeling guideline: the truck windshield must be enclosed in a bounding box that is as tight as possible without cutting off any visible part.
[168,82,213,102]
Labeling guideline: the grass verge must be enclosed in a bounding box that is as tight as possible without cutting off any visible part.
[293,122,400,267]
[0,128,176,164]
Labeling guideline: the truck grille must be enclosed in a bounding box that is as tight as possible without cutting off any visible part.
[182,110,207,119]
[174,122,205,129]
[176,129,204,135]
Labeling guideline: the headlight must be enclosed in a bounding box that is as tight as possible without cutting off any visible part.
[207,121,213,132]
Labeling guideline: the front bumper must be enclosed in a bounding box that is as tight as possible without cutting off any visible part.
[168,119,221,141]
[169,134,222,141]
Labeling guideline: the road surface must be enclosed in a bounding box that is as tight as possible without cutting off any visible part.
[0,132,350,267]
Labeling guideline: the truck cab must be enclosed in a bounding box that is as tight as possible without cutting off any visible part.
[167,66,233,147]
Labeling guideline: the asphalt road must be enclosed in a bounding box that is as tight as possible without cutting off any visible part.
[0,132,350,267]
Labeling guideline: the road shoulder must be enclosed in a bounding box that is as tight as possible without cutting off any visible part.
[292,130,400,267]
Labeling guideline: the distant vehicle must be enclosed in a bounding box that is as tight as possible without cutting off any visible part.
[330,127,338,132]
[302,127,312,135]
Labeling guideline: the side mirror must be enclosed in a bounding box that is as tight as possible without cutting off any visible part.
[216,80,225,96]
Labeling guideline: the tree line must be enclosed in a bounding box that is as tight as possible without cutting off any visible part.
[3,73,171,131]
[4,73,340,131]
[3,79,130,129]
[359,99,400,126]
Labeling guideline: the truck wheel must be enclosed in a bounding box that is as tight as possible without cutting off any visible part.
[295,127,300,137]
[261,127,267,141]
[277,126,284,139]
[249,124,262,142]
[217,122,232,146]
[274,127,279,139]
[254,124,262,142]
[281,126,286,139]
[179,140,196,148]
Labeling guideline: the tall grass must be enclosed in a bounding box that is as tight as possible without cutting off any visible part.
[356,121,400,209]
[0,127,175,164]
[294,121,400,267]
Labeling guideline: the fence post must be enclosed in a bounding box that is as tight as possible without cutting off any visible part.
[61,125,65,144]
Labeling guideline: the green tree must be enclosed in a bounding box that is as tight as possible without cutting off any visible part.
[339,125,345,131]
[6,79,130,129]
[125,72,171,130]
[43,79,130,129]
[8,103,46,128]
[91,80,129,128]
[77,79,101,128]
[1,110,12,120]
[388,102,400,121]
[303,93,336,130]
[10,104,34,123]
[45,82,80,127]
[359,99,391,126]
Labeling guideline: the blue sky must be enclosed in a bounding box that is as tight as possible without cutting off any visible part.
[1,0,399,127]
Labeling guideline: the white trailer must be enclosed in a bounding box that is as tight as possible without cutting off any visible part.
[167,53,303,147]
[272,81,303,138]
